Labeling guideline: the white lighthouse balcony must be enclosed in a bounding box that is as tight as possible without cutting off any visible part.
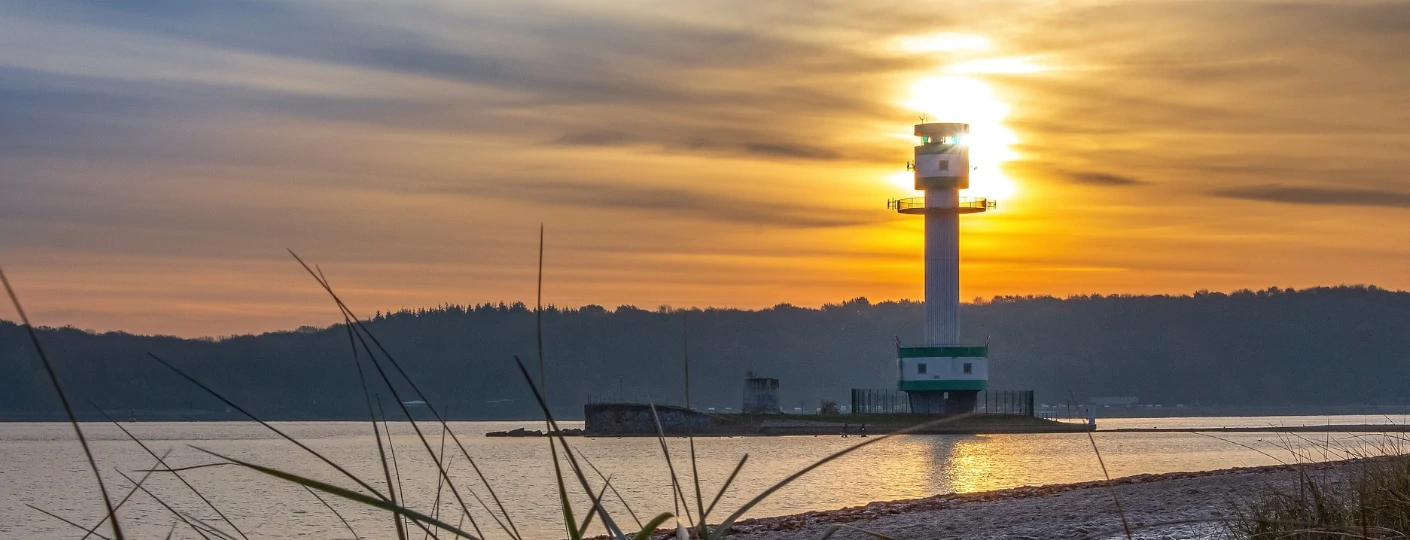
[888,196,995,215]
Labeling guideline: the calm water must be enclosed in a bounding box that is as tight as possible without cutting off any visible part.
[3,417,1407,539]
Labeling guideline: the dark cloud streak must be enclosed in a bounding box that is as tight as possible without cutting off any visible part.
[555,131,638,146]
[443,179,878,229]
[1070,172,1144,186]
[1209,184,1410,209]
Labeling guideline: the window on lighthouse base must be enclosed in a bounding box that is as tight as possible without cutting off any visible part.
[918,363,928,375]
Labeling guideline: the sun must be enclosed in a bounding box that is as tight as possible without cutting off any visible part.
[902,75,1018,201]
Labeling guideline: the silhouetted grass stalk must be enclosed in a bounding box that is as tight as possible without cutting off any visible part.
[377,396,414,535]
[1,267,124,540]
[28,451,165,540]
[294,251,517,539]
[576,448,647,531]
[193,447,481,539]
[1086,431,1133,540]
[648,403,696,530]
[339,303,409,540]
[682,317,709,538]
[301,484,360,539]
[28,504,117,540]
[90,401,249,540]
[112,467,220,540]
[512,355,627,539]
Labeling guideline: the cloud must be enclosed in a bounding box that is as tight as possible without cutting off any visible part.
[1209,184,1410,209]
[444,179,878,229]
[1001,162,1146,187]
[681,139,845,160]
[6,0,1410,335]
[555,131,638,146]
[1069,172,1144,186]
[555,133,848,160]
[740,142,842,160]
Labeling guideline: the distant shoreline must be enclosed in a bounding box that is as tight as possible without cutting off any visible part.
[1059,404,1410,419]
[5,406,1410,423]
[1106,424,1410,433]
[0,412,570,423]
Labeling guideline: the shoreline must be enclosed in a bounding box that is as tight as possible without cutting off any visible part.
[1105,424,1410,433]
[683,458,1384,539]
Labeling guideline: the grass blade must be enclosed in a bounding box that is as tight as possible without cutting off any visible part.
[550,431,580,539]
[136,463,231,473]
[512,356,625,539]
[682,317,707,536]
[81,451,169,540]
[292,253,505,540]
[344,316,409,540]
[1086,424,1132,539]
[576,476,615,538]
[576,448,645,530]
[90,401,249,540]
[26,505,112,540]
[649,403,695,529]
[176,512,239,540]
[112,468,214,540]
[708,414,970,540]
[463,454,524,540]
[537,224,546,394]
[376,396,412,535]
[427,422,451,540]
[634,513,676,540]
[192,447,481,539]
[302,484,359,540]
[703,455,748,521]
[832,524,896,540]
[1,267,124,540]
[146,352,390,502]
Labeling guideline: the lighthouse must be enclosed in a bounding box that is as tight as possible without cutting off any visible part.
[888,122,995,414]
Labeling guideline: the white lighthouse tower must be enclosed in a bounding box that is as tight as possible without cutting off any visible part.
[888,122,995,414]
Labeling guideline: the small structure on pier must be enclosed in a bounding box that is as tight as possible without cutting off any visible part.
[742,376,780,414]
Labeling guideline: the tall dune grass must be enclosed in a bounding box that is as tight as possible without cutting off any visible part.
[1232,436,1410,539]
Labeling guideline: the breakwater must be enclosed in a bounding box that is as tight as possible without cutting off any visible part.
[582,403,1092,437]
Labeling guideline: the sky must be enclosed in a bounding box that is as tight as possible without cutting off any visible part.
[2,0,1409,337]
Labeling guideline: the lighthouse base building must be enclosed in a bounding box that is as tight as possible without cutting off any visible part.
[898,345,988,414]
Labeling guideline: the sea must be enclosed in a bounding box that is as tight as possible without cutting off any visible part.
[3,415,1407,539]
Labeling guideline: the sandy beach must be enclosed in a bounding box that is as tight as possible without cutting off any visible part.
[718,459,1370,539]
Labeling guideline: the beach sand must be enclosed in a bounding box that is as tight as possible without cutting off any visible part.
[716,459,1369,539]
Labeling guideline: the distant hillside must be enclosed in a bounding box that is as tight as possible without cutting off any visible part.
[3,286,1408,420]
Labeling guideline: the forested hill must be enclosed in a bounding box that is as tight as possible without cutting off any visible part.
[3,286,1409,421]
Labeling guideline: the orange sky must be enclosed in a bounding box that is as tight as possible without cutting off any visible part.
[2,1,1409,337]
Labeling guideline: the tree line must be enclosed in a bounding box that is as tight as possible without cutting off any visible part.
[2,285,1407,420]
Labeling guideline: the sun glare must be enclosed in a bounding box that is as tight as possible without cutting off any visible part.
[949,57,1046,75]
[903,76,1018,200]
[896,33,991,53]
[887,170,916,191]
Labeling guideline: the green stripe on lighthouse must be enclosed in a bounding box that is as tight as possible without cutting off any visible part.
[898,346,987,358]
[898,380,988,391]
